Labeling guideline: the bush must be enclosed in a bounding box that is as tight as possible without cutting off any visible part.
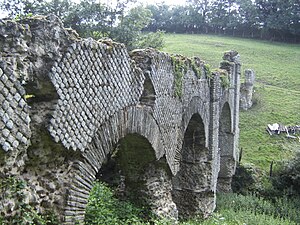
[271,150,300,197]
[232,163,263,194]
[84,181,144,225]
[135,31,165,50]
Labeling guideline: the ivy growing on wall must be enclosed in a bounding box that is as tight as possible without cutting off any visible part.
[211,68,231,89]
[171,55,188,98]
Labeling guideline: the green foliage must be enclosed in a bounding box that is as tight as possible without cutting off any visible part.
[220,74,230,89]
[144,0,300,41]
[136,30,165,50]
[2,0,299,42]
[232,163,263,194]
[171,56,188,98]
[163,33,300,173]
[112,6,153,50]
[85,180,300,224]
[85,181,144,225]
[271,150,300,196]
[204,63,212,78]
[0,176,59,225]
[216,193,300,224]
[183,193,299,225]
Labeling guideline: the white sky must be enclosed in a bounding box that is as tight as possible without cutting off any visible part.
[136,0,187,6]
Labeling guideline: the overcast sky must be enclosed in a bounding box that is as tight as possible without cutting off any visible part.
[136,0,187,6]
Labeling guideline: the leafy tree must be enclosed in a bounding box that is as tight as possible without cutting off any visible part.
[111,5,153,49]
[63,0,112,38]
[145,3,172,32]
[235,0,259,38]
[187,0,211,33]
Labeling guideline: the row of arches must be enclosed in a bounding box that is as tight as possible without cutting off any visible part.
[65,101,234,223]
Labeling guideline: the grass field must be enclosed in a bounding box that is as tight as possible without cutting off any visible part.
[162,34,300,172]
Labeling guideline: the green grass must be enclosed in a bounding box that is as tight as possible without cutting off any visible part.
[85,182,300,225]
[162,34,300,172]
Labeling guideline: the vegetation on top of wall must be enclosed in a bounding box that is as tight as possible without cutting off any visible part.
[171,55,188,98]
[203,63,212,79]
[190,59,203,79]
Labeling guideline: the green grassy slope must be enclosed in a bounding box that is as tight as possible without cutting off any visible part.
[163,34,300,171]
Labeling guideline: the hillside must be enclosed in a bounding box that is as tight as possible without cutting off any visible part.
[162,34,300,172]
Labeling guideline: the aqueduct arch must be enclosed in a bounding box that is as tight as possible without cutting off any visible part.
[0,16,240,223]
[172,113,213,218]
[217,102,235,192]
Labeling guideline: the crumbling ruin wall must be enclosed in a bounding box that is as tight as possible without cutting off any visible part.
[240,69,255,110]
[0,15,240,223]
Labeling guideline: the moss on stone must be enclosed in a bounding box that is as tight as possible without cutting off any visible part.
[26,127,81,169]
[204,63,212,79]
[191,61,202,79]
[171,55,188,98]
[212,68,231,89]
[220,60,234,74]
[220,74,231,89]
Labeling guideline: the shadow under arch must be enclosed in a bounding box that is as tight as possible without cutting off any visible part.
[172,113,213,219]
[217,102,235,192]
[96,133,177,219]
[63,106,177,223]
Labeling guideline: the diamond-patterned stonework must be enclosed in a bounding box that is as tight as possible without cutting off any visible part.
[0,67,31,152]
[48,39,144,151]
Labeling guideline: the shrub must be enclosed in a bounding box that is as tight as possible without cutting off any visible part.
[271,150,300,197]
[136,31,165,50]
[232,163,263,194]
[84,181,144,225]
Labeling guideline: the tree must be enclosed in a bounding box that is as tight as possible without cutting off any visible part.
[112,6,153,49]
[145,3,172,32]
[187,0,211,33]
[235,0,259,38]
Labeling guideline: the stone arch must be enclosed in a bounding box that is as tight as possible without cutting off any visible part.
[172,96,210,174]
[217,102,235,192]
[97,133,178,220]
[172,113,213,219]
[63,106,175,223]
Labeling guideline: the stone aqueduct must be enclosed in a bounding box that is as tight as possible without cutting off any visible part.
[0,16,240,223]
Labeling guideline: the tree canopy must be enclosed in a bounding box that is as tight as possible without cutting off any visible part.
[1,0,299,44]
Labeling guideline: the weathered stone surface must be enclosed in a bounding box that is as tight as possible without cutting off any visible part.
[240,69,255,110]
[0,16,240,224]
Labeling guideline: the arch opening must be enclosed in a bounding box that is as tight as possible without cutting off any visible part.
[217,102,235,192]
[85,133,177,223]
[172,113,213,219]
[139,73,156,107]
